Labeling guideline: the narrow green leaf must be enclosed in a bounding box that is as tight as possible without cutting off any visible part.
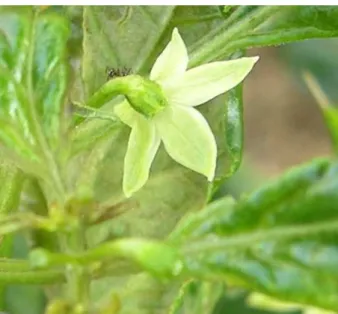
[0,159,24,217]
[191,6,338,63]
[31,13,70,149]
[208,68,244,192]
[303,71,338,156]
[321,107,338,155]
[227,6,338,57]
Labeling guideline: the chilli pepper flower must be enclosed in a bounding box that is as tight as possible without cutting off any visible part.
[115,28,259,197]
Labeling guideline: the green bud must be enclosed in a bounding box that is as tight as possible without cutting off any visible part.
[84,74,169,122]
[113,239,184,278]
[45,299,72,314]
[120,75,168,118]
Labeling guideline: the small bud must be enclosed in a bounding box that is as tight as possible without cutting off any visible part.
[114,239,184,278]
[121,75,168,118]
[45,299,72,314]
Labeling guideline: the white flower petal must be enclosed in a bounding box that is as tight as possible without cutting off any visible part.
[114,100,141,127]
[154,105,217,180]
[164,56,259,107]
[150,28,188,83]
[123,118,160,197]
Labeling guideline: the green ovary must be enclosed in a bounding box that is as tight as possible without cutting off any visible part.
[123,75,168,118]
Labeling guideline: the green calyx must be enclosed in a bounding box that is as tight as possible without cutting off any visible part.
[83,74,168,121]
[121,75,168,118]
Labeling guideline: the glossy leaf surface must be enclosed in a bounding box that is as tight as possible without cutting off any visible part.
[171,158,338,311]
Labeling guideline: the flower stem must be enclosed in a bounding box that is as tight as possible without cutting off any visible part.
[85,77,127,110]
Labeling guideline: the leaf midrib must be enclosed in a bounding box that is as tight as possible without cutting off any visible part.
[182,219,338,254]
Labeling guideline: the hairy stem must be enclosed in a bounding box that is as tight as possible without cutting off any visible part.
[59,220,90,308]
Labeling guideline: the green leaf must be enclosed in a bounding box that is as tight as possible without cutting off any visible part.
[303,71,338,156]
[202,61,245,192]
[190,6,338,64]
[320,107,338,155]
[0,159,24,218]
[0,8,70,173]
[82,6,175,98]
[0,156,24,308]
[32,12,70,149]
[263,6,338,32]
[172,158,338,311]
[247,292,336,314]
[238,6,338,50]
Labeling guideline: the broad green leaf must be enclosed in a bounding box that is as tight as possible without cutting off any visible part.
[171,158,338,311]
[46,6,83,59]
[82,6,175,98]
[0,8,70,175]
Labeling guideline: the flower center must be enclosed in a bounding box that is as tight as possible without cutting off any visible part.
[121,75,168,118]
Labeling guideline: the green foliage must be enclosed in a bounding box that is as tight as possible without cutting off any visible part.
[0,8,70,170]
[0,5,338,314]
[171,158,338,311]
[190,6,338,64]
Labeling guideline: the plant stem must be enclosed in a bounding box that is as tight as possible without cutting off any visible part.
[60,220,91,308]
[0,269,65,284]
